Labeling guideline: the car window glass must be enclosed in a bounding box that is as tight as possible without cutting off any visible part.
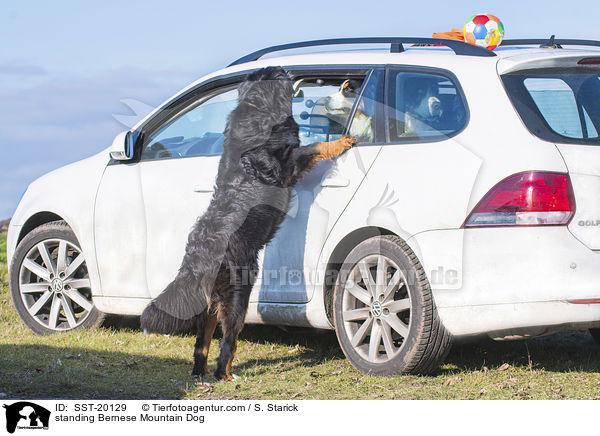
[141,88,238,160]
[292,77,365,146]
[348,72,379,144]
[502,70,600,145]
[387,71,467,142]
[524,77,598,139]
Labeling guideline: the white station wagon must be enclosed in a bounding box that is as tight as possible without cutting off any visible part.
[7,36,600,374]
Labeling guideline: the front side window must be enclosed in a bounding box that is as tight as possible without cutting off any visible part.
[387,70,468,142]
[141,87,238,160]
[140,70,376,159]
[503,70,600,144]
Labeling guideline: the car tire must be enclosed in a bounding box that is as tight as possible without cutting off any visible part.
[333,235,452,375]
[9,221,105,335]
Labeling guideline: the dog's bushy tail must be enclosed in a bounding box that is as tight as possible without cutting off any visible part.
[140,269,208,334]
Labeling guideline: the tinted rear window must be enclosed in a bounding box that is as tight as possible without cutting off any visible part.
[502,68,600,145]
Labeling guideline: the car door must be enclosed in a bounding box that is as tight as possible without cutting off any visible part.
[94,82,240,299]
[139,86,240,297]
[95,155,148,299]
[373,67,478,236]
[254,69,384,303]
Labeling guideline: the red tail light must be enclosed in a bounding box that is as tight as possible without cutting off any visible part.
[463,171,575,228]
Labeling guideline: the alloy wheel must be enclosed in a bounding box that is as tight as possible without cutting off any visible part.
[341,254,411,363]
[18,238,94,331]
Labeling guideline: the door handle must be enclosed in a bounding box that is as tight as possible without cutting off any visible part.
[321,177,349,188]
[193,184,214,193]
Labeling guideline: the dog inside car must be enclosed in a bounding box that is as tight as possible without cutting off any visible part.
[322,79,374,143]
[402,76,444,136]
[140,66,355,380]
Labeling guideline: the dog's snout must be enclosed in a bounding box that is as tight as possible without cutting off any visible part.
[323,95,334,110]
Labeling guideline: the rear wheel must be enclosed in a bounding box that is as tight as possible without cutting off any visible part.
[333,235,452,375]
[9,221,104,335]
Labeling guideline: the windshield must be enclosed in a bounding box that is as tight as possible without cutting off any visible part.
[502,68,600,145]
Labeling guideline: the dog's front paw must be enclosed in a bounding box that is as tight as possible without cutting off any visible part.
[328,135,356,158]
[340,135,357,150]
[316,136,357,161]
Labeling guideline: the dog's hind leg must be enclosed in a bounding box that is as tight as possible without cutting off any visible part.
[192,309,218,377]
[214,288,251,381]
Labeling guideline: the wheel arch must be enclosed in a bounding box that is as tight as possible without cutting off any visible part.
[323,226,398,323]
[18,212,68,245]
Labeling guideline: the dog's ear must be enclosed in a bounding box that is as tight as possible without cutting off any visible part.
[240,146,284,186]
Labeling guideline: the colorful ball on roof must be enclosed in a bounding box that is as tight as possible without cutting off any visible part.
[464,14,504,50]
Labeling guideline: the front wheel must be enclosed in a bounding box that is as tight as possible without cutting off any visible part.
[333,235,452,375]
[9,221,105,335]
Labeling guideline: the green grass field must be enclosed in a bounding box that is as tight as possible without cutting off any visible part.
[1,232,599,400]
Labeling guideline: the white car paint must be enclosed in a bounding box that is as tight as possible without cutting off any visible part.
[8,46,600,338]
[557,144,600,250]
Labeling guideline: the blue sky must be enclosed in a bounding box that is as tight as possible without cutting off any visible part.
[1,0,599,219]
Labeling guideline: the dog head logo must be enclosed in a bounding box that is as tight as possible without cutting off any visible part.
[3,402,50,433]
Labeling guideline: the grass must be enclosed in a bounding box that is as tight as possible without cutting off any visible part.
[0,231,6,264]
[1,231,599,400]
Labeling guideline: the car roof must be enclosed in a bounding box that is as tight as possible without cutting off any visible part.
[132,43,600,131]
[200,43,600,83]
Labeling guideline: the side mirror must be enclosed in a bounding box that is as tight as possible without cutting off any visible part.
[109,131,135,161]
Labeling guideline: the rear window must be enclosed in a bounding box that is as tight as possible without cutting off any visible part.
[502,68,600,145]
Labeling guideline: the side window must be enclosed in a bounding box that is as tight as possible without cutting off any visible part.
[291,76,367,146]
[387,70,467,142]
[141,87,238,160]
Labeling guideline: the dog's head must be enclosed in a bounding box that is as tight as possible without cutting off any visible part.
[404,77,443,121]
[324,79,362,114]
[237,66,294,120]
[226,66,296,150]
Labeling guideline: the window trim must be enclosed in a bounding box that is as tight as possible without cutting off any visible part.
[343,68,387,145]
[384,65,470,145]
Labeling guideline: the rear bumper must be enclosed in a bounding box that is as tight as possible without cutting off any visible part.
[409,226,600,337]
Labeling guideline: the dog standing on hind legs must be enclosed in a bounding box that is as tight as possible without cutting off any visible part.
[140,66,355,381]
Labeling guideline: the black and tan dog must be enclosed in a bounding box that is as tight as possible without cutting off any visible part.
[323,79,373,142]
[140,66,355,380]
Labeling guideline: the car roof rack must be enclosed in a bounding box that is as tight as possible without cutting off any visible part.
[228,37,496,66]
[500,35,600,50]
